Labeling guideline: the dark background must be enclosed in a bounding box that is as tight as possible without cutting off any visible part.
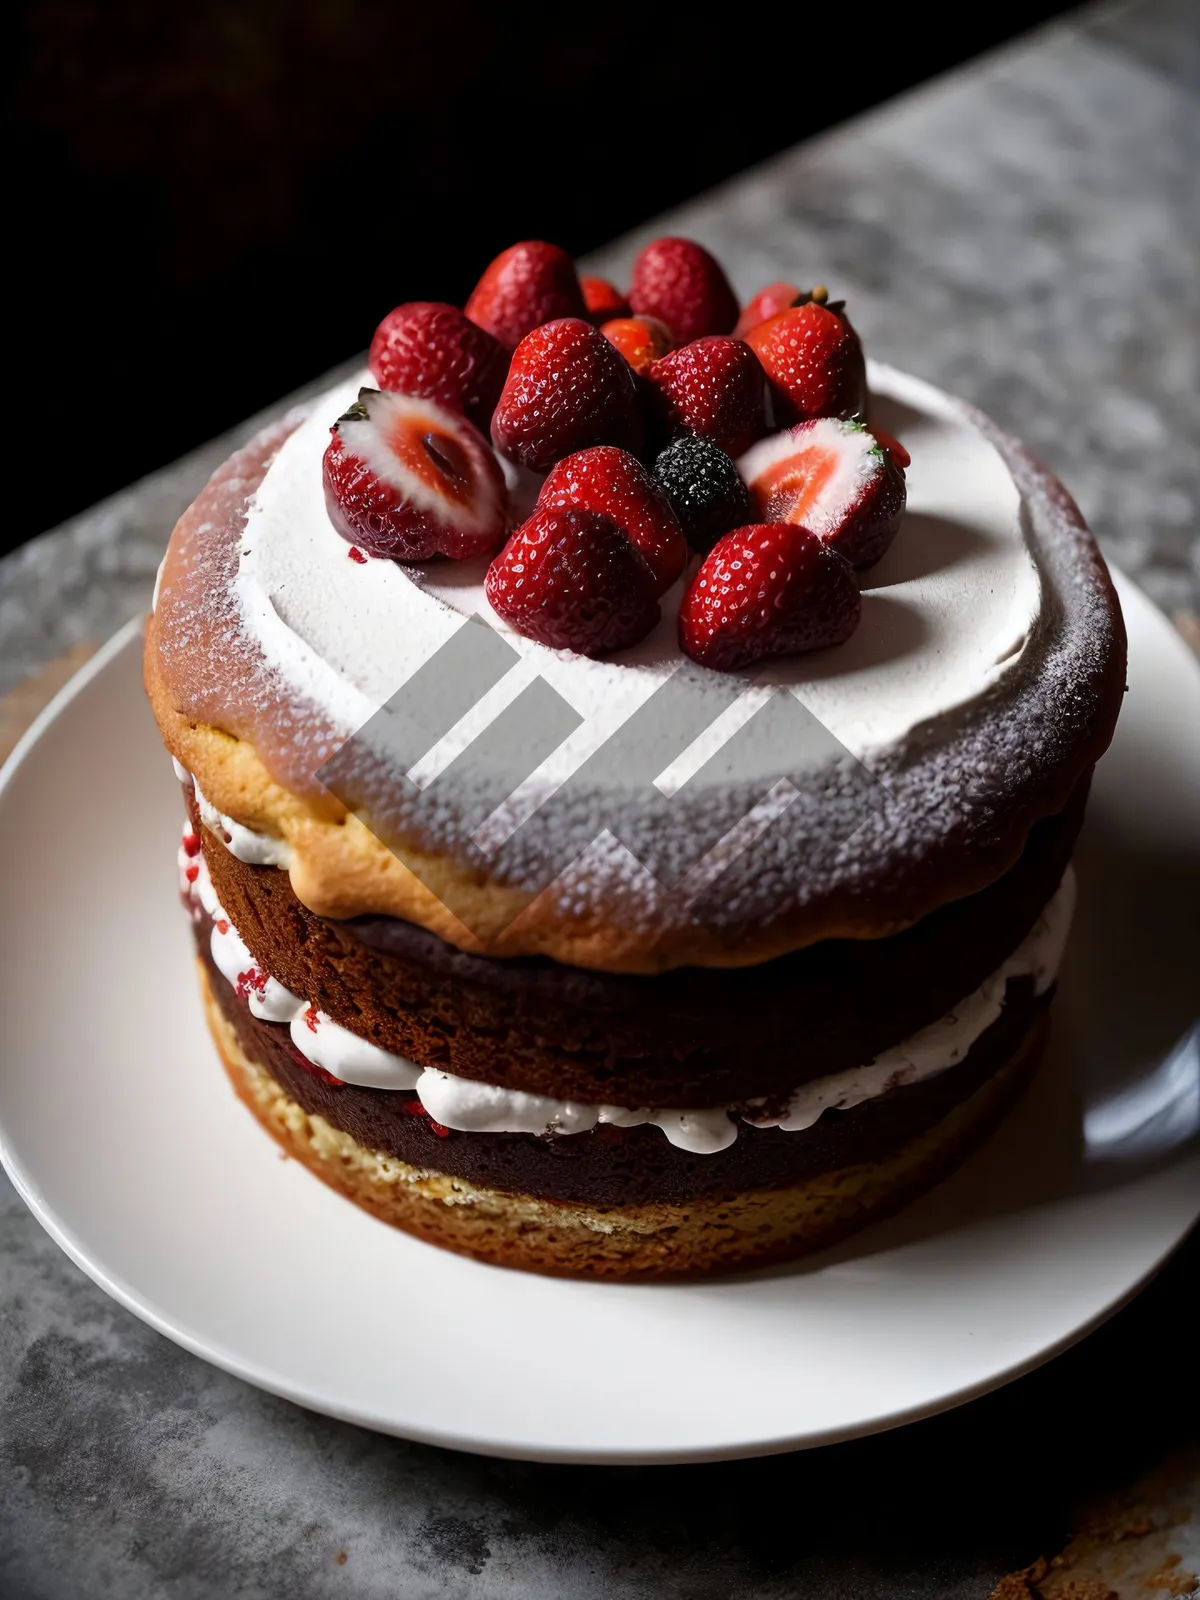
[7,0,1073,555]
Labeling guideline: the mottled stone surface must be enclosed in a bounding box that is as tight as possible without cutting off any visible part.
[1,1167,1196,1599]
[0,359,359,700]
[584,2,1200,630]
[2,1,1198,1595]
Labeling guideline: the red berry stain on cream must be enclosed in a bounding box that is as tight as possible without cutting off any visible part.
[235,967,269,1001]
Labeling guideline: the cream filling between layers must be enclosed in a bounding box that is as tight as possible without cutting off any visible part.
[182,826,1074,1157]
[176,760,292,869]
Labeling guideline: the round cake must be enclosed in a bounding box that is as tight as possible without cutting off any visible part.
[145,238,1125,1276]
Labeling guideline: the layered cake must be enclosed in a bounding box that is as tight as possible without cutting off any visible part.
[145,237,1125,1276]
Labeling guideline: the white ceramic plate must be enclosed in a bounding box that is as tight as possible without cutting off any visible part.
[2,572,1198,1464]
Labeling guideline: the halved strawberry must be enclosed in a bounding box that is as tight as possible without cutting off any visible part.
[628,237,739,345]
[537,446,687,594]
[738,418,907,569]
[734,281,801,338]
[368,301,507,431]
[485,507,661,656]
[465,241,587,351]
[600,315,674,377]
[679,523,860,672]
[647,335,770,459]
[743,289,867,425]
[581,275,631,323]
[491,317,644,473]
[323,389,508,562]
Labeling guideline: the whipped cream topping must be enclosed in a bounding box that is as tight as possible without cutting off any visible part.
[181,816,1074,1155]
[176,763,291,870]
[181,830,420,1088]
[233,361,1043,794]
[746,867,1074,1131]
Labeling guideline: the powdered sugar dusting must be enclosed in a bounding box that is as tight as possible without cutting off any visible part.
[150,363,1122,959]
[232,363,1042,771]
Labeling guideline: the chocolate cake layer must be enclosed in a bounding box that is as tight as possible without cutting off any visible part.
[202,938,1046,1207]
[196,776,1084,1108]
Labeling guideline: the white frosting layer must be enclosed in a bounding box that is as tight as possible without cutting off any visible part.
[233,362,1043,802]
[746,866,1074,1131]
[176,765,292,870]
[181,820,1073,1154]
[193,777,292,870]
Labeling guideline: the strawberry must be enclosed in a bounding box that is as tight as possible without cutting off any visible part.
[485,507,660,656]
[368,301,507,432]
[581,275,630,323]
[465,241,587,351]
[872,427,911,469]
[600,315,674,377]
[738,418,907,569]
[647,335,770,459]
[734,281,801,338]
[628,237,739,345]
[743,289,867,425]
[679,523,860,672]
[323,388,507,562]
[490,317,644,473]
[537,446,687,594]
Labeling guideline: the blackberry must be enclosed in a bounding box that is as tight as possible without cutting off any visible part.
[651,435,753,556]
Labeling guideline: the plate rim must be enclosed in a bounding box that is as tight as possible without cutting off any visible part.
[1,587,1198,1464]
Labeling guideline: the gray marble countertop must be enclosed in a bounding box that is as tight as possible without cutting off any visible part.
[2,1,1198,1594]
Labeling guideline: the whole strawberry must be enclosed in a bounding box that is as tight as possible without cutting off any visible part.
[738,418,907,569]
[628,237,739,345]
[485,507,661,656]
[744,288,867,425]
[323,389,507,562]
[734,281,801,338]
[491,317,644,473]
[368,301,507,431]
[537,446,687,593]
[679,523,861,672]
[465,241,587,351]
[648,335,770,459]
[600,315,674,377]
[580,275,630,323]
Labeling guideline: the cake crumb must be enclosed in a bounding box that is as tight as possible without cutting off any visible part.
[990,1448,1198,1600]
[1141,1553,1196,1596]
[990,1561,1116,1600]
[990,1569,1045,1599]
